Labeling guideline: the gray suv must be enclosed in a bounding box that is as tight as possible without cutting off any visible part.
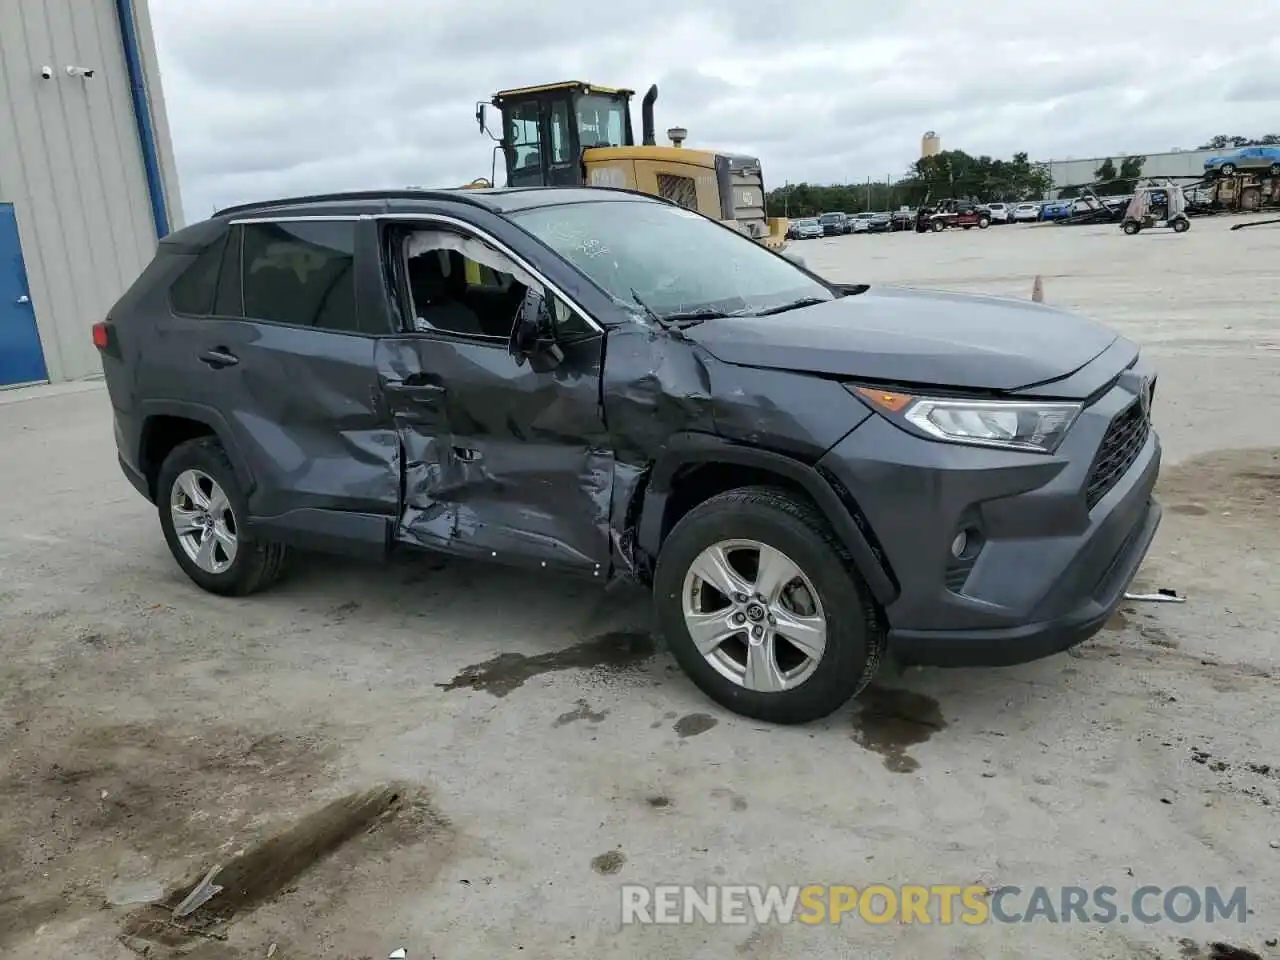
[95,186,1162,724]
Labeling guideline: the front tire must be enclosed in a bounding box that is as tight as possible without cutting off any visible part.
[653,486,884,725]
[1172,218,1190,233]
[156,438,289,596]
[1122,220,1141,235]
[1220,163,1236,176]
[932,219,946,232]
[977,217,990,229]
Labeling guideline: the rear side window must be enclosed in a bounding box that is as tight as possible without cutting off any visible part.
[168,234,227,315]
[241,221,359,332]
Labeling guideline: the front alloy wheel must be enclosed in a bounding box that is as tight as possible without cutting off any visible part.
[170,469,238,574]
[682,539,826,692]
[653,486,884,724]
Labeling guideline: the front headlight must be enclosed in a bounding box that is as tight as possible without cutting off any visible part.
[849,386,1082,454]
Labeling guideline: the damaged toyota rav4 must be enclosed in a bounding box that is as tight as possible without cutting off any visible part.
[97,186,1161,725]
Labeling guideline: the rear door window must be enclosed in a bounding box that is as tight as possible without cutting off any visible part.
[241,221,360,332]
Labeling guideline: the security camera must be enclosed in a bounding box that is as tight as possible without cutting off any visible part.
[65,65,95,79]
[39,65,53,79]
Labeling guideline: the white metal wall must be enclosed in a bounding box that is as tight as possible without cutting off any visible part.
[0,0,181,383]
[1044,150,1219,195]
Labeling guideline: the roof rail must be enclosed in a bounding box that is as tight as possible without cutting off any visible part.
[212,188,484,218]
[211,184,670,220]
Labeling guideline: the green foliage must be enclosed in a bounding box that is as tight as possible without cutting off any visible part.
[1197,134,1280,149]
[766,148,1052,217]
[1117,155,1146,182]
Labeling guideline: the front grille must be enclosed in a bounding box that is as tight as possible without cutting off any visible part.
[1085,399,1150,510]
[656,174,698,210]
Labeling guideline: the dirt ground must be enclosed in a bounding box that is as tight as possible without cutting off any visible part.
[1,214,1277,960]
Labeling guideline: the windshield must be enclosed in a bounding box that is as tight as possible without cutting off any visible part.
[818,213,842,223]
[575,94,627,149]
[512,201,834,319]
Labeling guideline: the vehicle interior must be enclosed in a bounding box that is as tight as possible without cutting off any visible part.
[402,230,531,339]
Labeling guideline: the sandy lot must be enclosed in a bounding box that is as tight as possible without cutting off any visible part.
[1,215,1277,960]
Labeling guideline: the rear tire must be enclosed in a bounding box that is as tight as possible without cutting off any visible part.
[977,217,990,229]
[156,438,289,596]
[1269,163,1280,177]
[653,486,885,725]
[1220,163,1236,176]
[932,219,946,232]
[1122,221,1141,235]
[1172,218,1190,233]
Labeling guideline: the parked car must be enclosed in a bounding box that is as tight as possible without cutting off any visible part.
[1039,199,1073,221]
[1012,202,1042,222]
[926,199,991,231]
[867,212,893,233]
[983,202,1010,224]
[792,218,823,239]
[1203,145,1280,178]
[818,211,849,236]
[96,186,1162,725]
[848,213,873,234]
[891,209,916,231]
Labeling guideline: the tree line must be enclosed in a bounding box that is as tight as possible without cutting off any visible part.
[767,134,1280,217]
[1198,134,1280,149]
[767,149,1053,217]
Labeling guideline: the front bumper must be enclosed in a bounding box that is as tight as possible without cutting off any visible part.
[817,375,1161,667]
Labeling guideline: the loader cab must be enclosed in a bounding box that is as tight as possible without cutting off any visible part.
[484,82,635,188]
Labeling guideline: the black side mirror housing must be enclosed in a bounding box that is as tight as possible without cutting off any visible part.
[509,287,564,373]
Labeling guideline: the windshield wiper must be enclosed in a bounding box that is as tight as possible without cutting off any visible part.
[661,309,732,329]
[745,297,830,317]
[627,289,728,329]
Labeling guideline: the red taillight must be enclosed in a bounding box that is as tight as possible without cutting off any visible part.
[92,321,111,351]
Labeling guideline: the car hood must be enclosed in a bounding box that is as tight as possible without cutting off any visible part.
[682,286,1121,392]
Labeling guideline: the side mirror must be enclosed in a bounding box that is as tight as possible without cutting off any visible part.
[476,102,487,133]
[509,287,564,373]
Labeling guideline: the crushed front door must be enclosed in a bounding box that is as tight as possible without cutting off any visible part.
[374,229,613,576]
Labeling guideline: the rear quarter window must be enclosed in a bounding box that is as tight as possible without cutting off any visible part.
[168,234,228,315]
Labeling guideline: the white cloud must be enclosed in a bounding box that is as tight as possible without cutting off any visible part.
[149,0,1280,221]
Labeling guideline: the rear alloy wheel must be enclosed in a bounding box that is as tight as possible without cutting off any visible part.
[654,486,884,724]
[1220,163,1236,176]
[1123,221,1141,235]
[978,217,991,229]
[1172,218,1190,233]
[932,219,946,232]
[157,438,288,596]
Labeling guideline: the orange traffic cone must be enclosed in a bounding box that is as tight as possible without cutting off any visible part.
[1031,275,1044,303]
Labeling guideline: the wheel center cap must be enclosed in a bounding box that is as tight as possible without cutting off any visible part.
[745,603,766,622]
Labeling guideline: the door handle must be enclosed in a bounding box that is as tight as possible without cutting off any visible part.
[384,379,445,396]
[198,348,239,369]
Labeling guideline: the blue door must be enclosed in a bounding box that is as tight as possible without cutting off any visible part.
[0,203,49,386]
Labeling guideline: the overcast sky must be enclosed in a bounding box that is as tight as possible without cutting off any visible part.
[149,0,1280,222]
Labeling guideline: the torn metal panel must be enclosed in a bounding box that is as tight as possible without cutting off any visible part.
[375,334,612,574]
[600,325,715,462]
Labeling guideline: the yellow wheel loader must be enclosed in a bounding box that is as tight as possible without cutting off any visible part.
[474,81,789,251]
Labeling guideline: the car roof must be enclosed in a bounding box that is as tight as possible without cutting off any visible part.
[159,186,662,250]
[211,185,657,218]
